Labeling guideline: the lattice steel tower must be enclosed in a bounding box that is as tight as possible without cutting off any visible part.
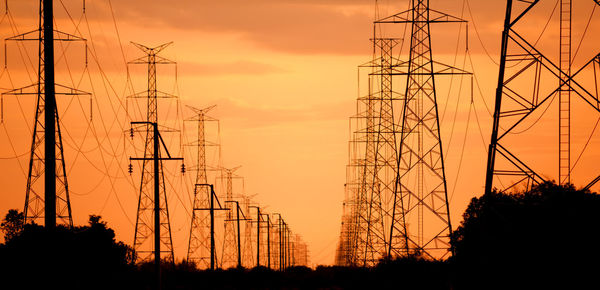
[352,36,401,266]
[388,0,468,260]
[242,195,255,268]
[186,105,218,268]
[485,0,600,194]
[338,0,468,265]
[221,166,240,268]
[3,0,87,227]
[129,42,177,263]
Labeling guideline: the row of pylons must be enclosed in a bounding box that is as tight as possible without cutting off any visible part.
[1,0,309,271]
[337,0,600,266]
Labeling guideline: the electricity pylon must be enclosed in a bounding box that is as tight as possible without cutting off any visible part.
[485,0,600,194]
[241,195,256,268]
[185,105,219,268]
[2,0,88,227]
[220,166,241,268]
[128,42,178,263]
[387,0,468,260]
[348,30,403,269]
[340,0,469,264]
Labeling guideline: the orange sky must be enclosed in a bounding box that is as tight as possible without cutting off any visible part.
[0,0,599,266]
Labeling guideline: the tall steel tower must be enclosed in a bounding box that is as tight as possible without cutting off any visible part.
[484,0,600,194]
[241,195,255,268]
[3,0,87,227]
[351,36,400,266]
[220,166,241,268]
[186,105,218,268]
[128,42,177,263]
[387,0,467,260]
[339,0,468,265]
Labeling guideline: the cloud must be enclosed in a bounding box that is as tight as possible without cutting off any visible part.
[178,60,287,76]
[200,97,353,129]
[90,0,373,55]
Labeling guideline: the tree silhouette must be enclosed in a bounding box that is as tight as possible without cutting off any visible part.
[0,209,24,242]
[450,182,600,289]
[0,214,136,289]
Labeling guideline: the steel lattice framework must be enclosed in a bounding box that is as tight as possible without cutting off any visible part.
[129,42,177,263]
[241,195,255,268]
[337,0,469,265]
[3,0,88,227]
[485,0,600,194]
[186,105,219,268]
[220,166,241,268]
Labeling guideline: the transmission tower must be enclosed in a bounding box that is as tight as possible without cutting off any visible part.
[220,166,241,268]
[128,42,179,263]
[2,0,88,227]
[485,0,600,194]
[347,33,403,268]
[185,105,219,268]
[241,195,255,268]
[339,0,469,264]
[388,0,468,260]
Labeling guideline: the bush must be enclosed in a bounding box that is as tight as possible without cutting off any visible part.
[0,214,135,289]
[450,182,600,289]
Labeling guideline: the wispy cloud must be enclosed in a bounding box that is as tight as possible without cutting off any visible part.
[202,97,353,128]
[178,60,288,76]
[90,0,373,55]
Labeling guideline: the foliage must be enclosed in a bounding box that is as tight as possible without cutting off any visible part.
[450,182,600,288]
[0,209,24,242]
[0,214,135,289]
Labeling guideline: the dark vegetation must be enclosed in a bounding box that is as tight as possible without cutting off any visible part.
[449,182,600,289]
[1,181,599,289]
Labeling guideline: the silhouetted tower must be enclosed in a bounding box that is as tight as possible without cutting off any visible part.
[128,42,177,263]
[221,166,241,268]
[348,25,403,269]
[186,105,218,268]
[341,0,468,264]
[387,0,467,260]
[3,0,88,227]
[241,195,255,268]
[271,213,281,270]
[485,0,600,193]
[263,213,272,269]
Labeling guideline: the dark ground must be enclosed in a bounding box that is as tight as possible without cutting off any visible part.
[1,182,599,289]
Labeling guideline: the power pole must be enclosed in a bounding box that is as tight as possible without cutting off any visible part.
[129,121,183,290]
[3,0,87,228]
[250,206,261,267]
[256,207,260,267]
[285,225,290,268]
[186,105,219,268]
[484,0,600,193]
[42,0,56,229]
[225,200,249,268]
[192,184,227,270]
[274,213,283,271]
[127,42,179,266]
[263,213,271,269]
